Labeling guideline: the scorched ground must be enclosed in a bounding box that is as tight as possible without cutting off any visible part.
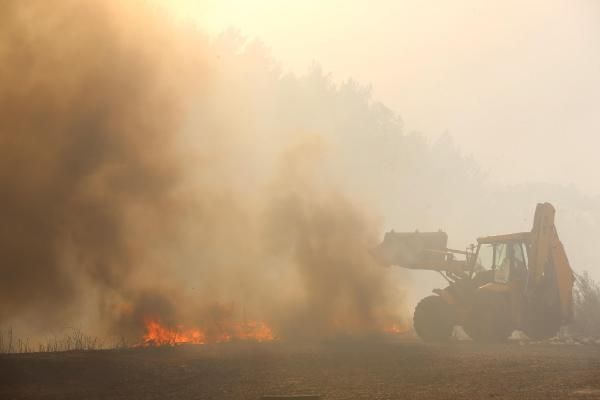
[2,339,600,399]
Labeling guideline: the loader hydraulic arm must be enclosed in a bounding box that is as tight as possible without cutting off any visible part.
[371,231,471,276]
[528,203,575,321]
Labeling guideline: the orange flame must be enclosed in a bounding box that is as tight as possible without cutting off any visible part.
[140,318,275,346]
[384,322,409,334]
[142,319,207,346]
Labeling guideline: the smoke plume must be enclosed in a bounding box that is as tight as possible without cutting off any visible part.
[0,0,405,341]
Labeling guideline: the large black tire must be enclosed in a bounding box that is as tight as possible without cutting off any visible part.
[464,292,513,342]
[413,295,455,342]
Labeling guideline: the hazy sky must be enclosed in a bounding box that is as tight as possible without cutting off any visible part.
[160,0,600,195]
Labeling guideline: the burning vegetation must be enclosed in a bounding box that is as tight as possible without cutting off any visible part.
[140,318,275,347]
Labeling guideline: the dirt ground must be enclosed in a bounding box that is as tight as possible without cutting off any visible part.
[1,338,600,400]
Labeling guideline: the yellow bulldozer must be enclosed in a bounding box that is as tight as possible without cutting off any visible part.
[374,203,575,341]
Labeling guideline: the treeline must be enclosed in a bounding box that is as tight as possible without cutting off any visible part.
[209,30,600,276]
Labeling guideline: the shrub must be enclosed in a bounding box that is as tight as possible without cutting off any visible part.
[572,271,600,336]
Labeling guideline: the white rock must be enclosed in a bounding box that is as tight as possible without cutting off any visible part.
[452,325,471,341]
[509,330,530,341]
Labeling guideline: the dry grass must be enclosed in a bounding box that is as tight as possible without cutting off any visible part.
[0,327,107,354]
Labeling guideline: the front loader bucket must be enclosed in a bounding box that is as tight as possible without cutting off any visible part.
[372,231,448,269]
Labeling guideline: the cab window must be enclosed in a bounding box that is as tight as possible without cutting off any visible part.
[511,242,527,280]
[475,244,494,271]
[494,243,510,283]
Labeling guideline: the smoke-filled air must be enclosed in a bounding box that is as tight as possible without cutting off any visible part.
[0,0,407,344]
[2,0,600,348]
[4,2,600,399]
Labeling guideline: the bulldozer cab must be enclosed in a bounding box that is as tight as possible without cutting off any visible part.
[474,240,528,286]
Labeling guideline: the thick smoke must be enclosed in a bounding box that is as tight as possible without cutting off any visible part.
[0,0,405,340]
[263,141,402,338]
[0,0,195,328]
